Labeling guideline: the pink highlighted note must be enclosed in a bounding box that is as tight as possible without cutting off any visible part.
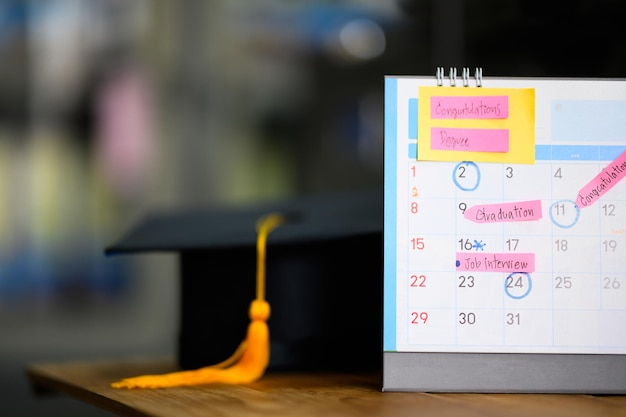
[577,150,626,208]
[431,128,509,152]
[431,95,509,119]
[464,200,542,223]
[457,253,535,273]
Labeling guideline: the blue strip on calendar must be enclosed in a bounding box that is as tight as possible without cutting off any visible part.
[408,145,625,161]
[383,76,398,351]
[535,145,626,161]
[408,98,418,140]
[552,100,626,142]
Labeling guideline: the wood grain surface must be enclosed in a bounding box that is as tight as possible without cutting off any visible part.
[26,357,626,417]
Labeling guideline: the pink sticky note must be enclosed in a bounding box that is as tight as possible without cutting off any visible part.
[431,96,509,119]
[456,253,535,273]
[577,150,626,208]
[431,127,509,152]
[464,200,542,223]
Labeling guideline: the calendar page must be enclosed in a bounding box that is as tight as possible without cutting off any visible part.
[383,74,626,393]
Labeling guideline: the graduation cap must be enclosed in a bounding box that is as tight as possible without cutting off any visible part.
[106,188,383,373]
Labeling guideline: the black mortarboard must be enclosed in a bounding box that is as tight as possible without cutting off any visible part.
[105,188,382,372]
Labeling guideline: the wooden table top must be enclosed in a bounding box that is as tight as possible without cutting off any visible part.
[26,357,626,417]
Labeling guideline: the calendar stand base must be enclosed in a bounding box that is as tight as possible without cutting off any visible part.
[383,351,626,393]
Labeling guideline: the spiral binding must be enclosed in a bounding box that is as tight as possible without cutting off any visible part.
[436,67,483,87]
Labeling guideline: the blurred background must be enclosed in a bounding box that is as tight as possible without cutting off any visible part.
[0,0,624,415]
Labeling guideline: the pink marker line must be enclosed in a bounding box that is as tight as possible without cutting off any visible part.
[577,150,626,208]
[464,200,542,223]
[431,96,509,119]
[431,127,509,153]
[457,253,535,273]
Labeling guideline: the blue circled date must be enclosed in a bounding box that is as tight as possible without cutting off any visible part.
[453,161,481,191]
[549,199,580,229]
[504,272,532,299]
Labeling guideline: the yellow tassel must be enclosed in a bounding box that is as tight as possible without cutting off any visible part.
[111,212,285,389]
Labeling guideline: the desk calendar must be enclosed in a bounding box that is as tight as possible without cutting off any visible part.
[383,71,626,393]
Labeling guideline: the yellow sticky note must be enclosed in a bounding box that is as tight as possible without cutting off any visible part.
[417,86,535,164]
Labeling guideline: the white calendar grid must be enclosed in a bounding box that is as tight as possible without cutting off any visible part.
[384,76,626,355]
